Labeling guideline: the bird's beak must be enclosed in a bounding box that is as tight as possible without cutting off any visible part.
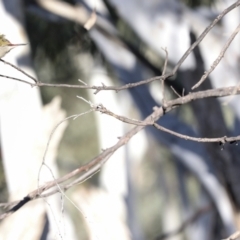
[8,43,27,46]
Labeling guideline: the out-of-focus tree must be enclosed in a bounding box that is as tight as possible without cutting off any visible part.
[0,0,240,240]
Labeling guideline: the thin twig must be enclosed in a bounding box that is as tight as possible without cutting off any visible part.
[0,105,163,220]
[0,74,166,92]
[2,83,240,219]
[0,2,239,95]
[153,123,240,144]
[78,79,87,85]
[0,1,240,220]
[0,59,38,83]
[94,104,153,126]
[170,85,181,98]
[37,96,97,197]
[172,0,240,76]
[182,88,185,97]
[161,47,168,104]
[164,85,240,111]
[41,168,101,198]
[192,23,240,90]
[0,74,35,86]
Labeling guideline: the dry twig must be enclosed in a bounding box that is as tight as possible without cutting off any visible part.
[192,23,240,90]
[1,0,240,221]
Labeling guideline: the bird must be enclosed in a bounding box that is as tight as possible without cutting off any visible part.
[0,34,26,58]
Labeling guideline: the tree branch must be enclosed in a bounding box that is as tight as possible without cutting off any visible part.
[154,204,212,240]
[192,23,240,90]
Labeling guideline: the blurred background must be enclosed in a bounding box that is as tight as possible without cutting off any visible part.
[0,0,240,239]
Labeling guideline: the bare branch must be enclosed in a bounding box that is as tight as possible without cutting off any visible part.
[161,47,168,105]
[192,23,240,90]
[172,0,240,76]
[0,106,163,220]
[1,0,240,222]
[0,59,38,83]
[94,104,153,126]
[2,82,240,219]
[164,85,240,111]
[153,123,240,145]
[0,73,167,92]
[170,85,181,98]
[1,2,239,94]
[0,74,35,86]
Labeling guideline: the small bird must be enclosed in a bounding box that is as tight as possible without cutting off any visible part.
[0,34,26,59]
